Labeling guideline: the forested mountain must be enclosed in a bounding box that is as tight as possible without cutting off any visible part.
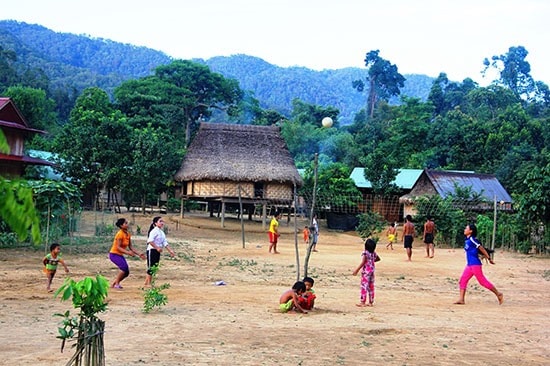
[0,20,433,125]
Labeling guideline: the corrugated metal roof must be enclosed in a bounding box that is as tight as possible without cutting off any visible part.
[350,168,423,189]
[426,170,512,203]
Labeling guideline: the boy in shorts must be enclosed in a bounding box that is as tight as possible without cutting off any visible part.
[43,243,69,292]
[279,281,308,314]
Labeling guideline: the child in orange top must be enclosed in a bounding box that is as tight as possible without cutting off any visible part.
[279,281,308,314]
[43,243,69,292]
[303,226,310,244]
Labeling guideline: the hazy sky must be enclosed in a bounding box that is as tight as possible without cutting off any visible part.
[3,0,549,85]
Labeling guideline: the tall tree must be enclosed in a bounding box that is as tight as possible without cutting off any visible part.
[353,50,405,118]
[427,73,477,116]
[52,87,128,209]
[483,46,535,100]
[280,99,340,166]
[154,60,244,146]
[4,86,57,133]
[121,126,183,213]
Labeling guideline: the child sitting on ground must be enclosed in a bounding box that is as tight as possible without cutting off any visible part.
[279,281,308,314]
[299,276,317,310]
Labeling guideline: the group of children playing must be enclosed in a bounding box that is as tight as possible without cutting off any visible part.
[280,219,502,312]
[43,217,501,311]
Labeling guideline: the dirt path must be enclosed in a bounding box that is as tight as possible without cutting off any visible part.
[0,212,548,365]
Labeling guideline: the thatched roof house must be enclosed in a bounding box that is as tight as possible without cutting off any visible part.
[174,123,302,222]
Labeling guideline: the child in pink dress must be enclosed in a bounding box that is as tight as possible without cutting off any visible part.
[353,238,380,307]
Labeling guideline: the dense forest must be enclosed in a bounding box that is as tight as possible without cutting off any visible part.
[0,20,548,252]
[0,20,433,125]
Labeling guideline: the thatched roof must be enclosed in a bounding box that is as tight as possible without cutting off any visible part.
[174,123,303,186]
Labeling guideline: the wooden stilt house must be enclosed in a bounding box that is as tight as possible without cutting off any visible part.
[0,97,52,177]
[174,123,303,227]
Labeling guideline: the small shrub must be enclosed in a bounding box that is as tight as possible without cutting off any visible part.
[0,232,18,246]
[54,275,109,365]
[95,222,114,237]
[142,265,170,313]
[166,198,180,212]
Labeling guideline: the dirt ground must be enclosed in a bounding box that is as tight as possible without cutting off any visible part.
[0,211,549,366]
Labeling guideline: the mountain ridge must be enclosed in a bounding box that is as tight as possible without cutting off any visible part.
[0,20,434,125]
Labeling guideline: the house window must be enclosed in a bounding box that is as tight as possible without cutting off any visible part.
[254,182,264,198]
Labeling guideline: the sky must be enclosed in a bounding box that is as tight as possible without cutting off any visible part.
[2,0,549,85]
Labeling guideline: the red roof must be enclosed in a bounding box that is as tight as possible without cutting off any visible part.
[0,153,53,166]
[0,97,45,134]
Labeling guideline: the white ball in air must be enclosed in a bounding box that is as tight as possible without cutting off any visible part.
[322,117,333,128]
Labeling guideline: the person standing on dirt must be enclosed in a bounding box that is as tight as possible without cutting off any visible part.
[310,214,319,252]
[144,216,176,286]
[109,218,145,289]
[454,223,503,305]
[402,215,415,261]
[268,212,281,254]
[386,222,397,250]
[423,216,436,258]
[353,238,380,307]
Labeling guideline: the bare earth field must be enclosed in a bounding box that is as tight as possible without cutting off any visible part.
[0,211,549,366]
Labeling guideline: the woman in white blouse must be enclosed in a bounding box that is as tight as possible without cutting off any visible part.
[144,216,176,286]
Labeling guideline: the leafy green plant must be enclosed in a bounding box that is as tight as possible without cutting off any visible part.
[142,264,171,313]
[94,223,114,237]
[0,231,18,247]
[165,198,180,212]
[218,258,258,271]
[355,211,385,240]
[54,275,109,366]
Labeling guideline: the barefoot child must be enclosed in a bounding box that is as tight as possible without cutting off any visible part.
[268,212,281,254]
[299,276,317,310]
[386,222,397,250]
[43,243,69,292]
[454,223,503,305]
[353,238,380,307]
[279,281,308,314]
[302,226,310,245]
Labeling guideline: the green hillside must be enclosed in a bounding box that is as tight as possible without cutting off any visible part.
[0,20,433,125]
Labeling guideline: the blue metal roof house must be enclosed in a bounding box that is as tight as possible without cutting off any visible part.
[350,168,423,190]
[400,169,513,219]
[349,168,423,222]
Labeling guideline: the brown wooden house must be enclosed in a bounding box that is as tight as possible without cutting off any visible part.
[400,169,513,218]
[0,97,52,177]
[350,168,423,222]
[174,123,303,226]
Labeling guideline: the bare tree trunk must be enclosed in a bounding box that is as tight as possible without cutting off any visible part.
[304,153,319,278]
